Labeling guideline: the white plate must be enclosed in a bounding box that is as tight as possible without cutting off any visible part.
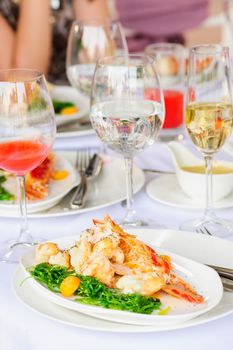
[20,235,222,326]
[25,156,144,218]
[146,174,233,209]
[0,153,79,214]
[13,229,233,332]
[51,86,89,127]
[0,154,145,218]
[56,123,95,139]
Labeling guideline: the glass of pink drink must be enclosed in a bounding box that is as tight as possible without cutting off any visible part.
[145,43,185,140]
[0,69,56,263]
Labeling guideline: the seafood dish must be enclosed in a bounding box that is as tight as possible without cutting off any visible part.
[25,154,55,200]
[25,154,69,200]
[1,153,69,202]
[29,215,204,315]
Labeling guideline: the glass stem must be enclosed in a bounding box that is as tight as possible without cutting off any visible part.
[204,155,215,220]
[16,175,33,244]
[123,155,136,224]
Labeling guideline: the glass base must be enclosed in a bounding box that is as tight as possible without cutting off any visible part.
[121,215,164,229]
[120,205,165,228]
[180,215,233,239]
[0,237,44,263]
[121,219,164,229]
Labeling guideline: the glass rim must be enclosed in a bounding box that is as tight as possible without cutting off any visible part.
[190,44,229,55]
[145,42,184,54]
[96,54,155,67]
[0,68,44,82]
[71,18,121,28]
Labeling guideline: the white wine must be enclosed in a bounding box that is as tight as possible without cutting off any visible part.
[186,102,233,155]
[181,164,233,174]
[90,100,164,156]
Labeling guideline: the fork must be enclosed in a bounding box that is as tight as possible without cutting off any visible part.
[196,225,212,236]
[70,149,91,209]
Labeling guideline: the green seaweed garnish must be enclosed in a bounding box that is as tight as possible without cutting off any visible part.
[30,263,161,314]
[52,100,75,114]
[0,175,14,201]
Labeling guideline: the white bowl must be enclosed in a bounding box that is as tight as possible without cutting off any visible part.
[165,142,233,202]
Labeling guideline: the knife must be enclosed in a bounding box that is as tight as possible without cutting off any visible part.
[143,169,175,174]
[70,153,102,209]
[207,264,233,281]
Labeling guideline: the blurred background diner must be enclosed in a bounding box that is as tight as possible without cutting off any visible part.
[0,0,230,84]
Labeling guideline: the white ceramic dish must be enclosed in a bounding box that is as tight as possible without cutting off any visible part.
[165,141,233,202]
[0,154,145,218]
[223,140,233,157]
[51,86,89,126]
[20,235,222,326]
[146,174,233,209]
[0,153,80,214]
[13,229,233,332]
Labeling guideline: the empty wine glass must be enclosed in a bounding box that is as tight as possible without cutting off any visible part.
[90,54,165,227]
[180,45,233,238]
[66,19,128,102]
[0,69,56,263]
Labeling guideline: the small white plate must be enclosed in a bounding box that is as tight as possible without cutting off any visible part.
[13,229,233,332]
[20,235,222,327]
[146,174,233,209]
[0,154,145,218]
[51,86,89,127]
[0,153,79,214]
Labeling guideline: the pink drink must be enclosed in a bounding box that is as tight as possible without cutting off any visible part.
[0,140,50,176]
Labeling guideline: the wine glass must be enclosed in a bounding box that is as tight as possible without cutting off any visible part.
[0,69,56,263]
[66,19,128,102]
[180,44,233,238]
[145,43,185,141]
[90,54,165,227]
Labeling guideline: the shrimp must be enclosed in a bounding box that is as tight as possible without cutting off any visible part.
[69,239,92,273]
[48,251,70,269]
[92,215,204,304]
[26,155,54,200]
[35,242,60,264]
[93,237,124,263]
[116,273,164,296]
[81,252,115,288]
[162,275,204,303]
[93,215,171,275]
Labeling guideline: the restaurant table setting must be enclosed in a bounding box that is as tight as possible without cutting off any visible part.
[1,19,233,350]
[2,137,233,349]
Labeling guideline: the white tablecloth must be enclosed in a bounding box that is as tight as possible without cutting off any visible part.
[1,133,233,350]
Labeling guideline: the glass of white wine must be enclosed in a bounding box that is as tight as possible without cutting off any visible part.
[180,44,233,237]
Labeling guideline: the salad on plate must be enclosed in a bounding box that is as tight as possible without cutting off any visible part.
[0,153,79,213]
[50,85,89,127]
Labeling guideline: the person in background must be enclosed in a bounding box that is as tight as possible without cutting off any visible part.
[0,0,209,83]
[0,0,109,83]
[114,0,209,51]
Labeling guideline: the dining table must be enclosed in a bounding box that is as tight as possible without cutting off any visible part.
[1,130,233,350]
